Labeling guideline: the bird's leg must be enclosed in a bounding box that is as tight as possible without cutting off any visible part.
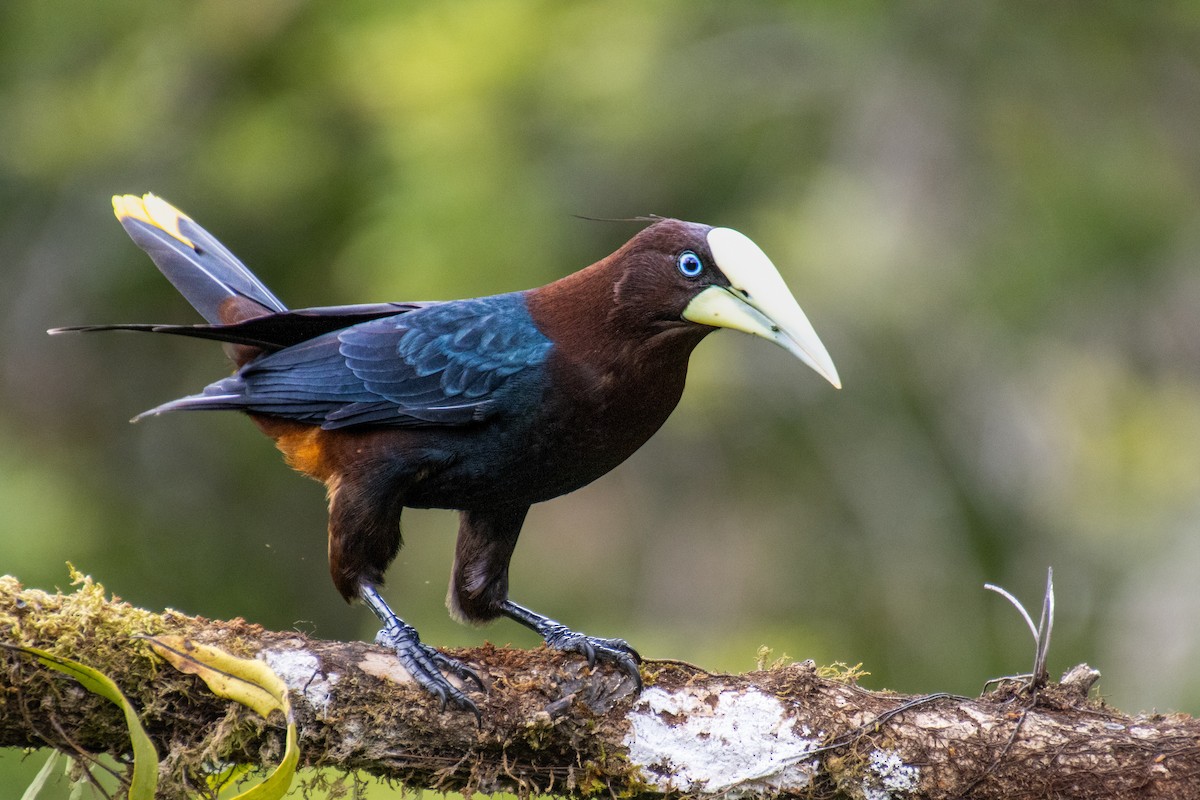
[500,599,643,689]
[361,583,486,719]
[328,473,484,717]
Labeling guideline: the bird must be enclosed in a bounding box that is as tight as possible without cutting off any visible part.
[53,194,840,717]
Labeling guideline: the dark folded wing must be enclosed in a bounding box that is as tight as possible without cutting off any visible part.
[142,292,553,429]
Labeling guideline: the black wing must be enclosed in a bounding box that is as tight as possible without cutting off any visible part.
[141,292,554,429]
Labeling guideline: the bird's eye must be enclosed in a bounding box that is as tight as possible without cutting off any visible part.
[677,251,703,278]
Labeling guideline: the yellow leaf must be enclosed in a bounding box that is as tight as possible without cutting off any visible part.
[207,762,253,794]
[148,636,287,717]
[147,636,299,800]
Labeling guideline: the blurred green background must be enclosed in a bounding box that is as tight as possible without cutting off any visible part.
[4,0,1200,795]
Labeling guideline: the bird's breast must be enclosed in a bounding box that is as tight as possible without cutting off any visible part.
[517,349,690,497]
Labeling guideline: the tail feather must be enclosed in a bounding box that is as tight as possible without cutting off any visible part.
[131,393,248,423]
[49,303,423,352]
[47,322,288,350]
[112,194,287,324]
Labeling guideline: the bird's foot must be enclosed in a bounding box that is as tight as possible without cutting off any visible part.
[375,622,485,721]
[539,622,643,688]
[500,600,643,688]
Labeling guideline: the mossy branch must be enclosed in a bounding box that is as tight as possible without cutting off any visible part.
[2,573,1199,800]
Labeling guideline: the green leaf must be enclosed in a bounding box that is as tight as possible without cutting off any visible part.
[8,646,158,800]
[148,636,299,800]
[19,749,60,800]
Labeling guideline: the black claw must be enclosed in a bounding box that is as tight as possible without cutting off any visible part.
[431,650,488,694]
[618,654,644,690]
[615,640,642,663]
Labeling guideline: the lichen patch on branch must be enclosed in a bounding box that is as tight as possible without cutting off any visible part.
[259,647,339,715]
[861,748,921,800]
[624,685,822,795]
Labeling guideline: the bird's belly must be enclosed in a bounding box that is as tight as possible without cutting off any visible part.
[402,404,670,509]
[401,440,629,510]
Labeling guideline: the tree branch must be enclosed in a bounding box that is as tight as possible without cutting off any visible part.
[2,573,1198,799]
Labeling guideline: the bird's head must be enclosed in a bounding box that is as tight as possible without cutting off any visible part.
[609,219,841,389]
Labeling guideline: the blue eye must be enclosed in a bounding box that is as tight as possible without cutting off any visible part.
[677,251,703,278]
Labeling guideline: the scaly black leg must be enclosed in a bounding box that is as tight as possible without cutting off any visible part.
[501,600,642,689]
[361,584,485,720]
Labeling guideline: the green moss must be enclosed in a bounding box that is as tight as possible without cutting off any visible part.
[814,662,870,685]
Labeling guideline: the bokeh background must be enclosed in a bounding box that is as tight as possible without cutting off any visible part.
[4,1,1200,794]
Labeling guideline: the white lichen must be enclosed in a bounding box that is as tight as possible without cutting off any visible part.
[860,748,920,800]
[260,647,339,715]
[624,686,821,796]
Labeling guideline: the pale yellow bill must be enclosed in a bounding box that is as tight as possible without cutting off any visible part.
[683,227,841,389]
